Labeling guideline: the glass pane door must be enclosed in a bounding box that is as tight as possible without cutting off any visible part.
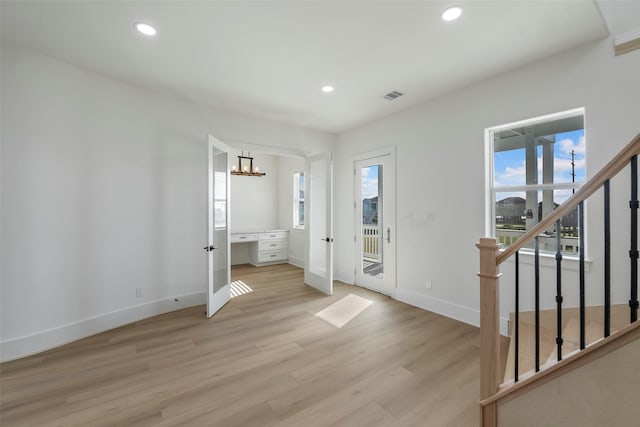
[207,135,231,318]
[304,152,333,295]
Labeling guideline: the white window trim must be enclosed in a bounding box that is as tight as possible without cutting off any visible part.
[485,107,587,259]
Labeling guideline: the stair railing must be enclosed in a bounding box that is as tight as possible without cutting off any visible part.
[477,132,640,427]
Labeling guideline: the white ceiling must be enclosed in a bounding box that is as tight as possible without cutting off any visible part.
[0,1,632,134]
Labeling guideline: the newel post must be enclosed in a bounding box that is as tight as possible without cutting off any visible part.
[477,237,501,427]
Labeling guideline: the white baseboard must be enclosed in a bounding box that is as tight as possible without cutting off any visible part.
[0,291,206,363]
[288,256,304,269]
[334,274,354,285]
[395,288,509,336]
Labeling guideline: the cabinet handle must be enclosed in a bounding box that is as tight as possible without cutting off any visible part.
[240,236,247,239]
[270,243,276,247]
[270,254,276,258]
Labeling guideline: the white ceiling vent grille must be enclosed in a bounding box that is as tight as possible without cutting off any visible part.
[383,91,404,100]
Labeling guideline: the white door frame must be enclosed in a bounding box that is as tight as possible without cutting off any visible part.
[353,147,396,297]
[304,151,334,295]
[207,134,231,318]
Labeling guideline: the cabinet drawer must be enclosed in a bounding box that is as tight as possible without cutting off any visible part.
[231,233,258,243]
[260,231,288,241]
[259,240,287,251]
[258,250,287,263]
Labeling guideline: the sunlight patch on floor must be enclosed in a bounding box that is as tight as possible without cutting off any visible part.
[315,293,373,328]
[231,280,253,298]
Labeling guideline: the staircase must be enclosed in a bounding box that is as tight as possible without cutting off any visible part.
[502,304,628,382]
[477,132,640,426]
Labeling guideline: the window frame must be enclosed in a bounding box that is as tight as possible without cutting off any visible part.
[485,108,586,257]
[293,171,304,229]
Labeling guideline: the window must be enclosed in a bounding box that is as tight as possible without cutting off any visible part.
[487,109,585,255]
[293,172,304,229]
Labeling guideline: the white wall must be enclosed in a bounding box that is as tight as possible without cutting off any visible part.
[0,43,334,361]
[278,156,306,267]
[334,37,640,333]
[230,150,279,231]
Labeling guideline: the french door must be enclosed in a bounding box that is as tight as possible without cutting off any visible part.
[304,151,333,295]
[354,151,396,295]
[206,134,231,318]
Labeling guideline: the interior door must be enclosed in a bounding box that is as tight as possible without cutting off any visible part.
[304,151,333,295]
[206,134,231,318]
[354,152,396,295]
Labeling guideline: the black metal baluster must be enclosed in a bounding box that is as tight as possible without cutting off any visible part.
[555,219,563,360]
[630,155,639,323]
[604,180,611,337]
[515,251,520,382]
[579,201,586,349]
[535,236,540,372]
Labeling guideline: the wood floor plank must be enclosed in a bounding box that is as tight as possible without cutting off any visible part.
[330,401,396,427]
[0,264,494,426]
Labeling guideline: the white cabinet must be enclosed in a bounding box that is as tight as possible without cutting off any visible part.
[250,230,288,266]
[230,233,258,243]
[231,230,289,267]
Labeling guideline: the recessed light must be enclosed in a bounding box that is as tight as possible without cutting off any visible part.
[135,22,157,36]
[321,85,334,93]
[442,6,463,21]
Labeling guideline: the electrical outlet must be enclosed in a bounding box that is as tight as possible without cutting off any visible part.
[136,288,143,298]
[425,281,432,290]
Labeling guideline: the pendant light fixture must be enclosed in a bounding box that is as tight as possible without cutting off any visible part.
[230,151,266,177]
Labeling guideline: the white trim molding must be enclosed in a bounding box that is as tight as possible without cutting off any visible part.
[0,292,206,363]
[288,256,304,269]
[395,288,509,336]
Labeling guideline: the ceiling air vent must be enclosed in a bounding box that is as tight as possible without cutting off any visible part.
[383,91,404,101]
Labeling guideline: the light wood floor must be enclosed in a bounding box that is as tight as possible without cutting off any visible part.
[1,264,505,426]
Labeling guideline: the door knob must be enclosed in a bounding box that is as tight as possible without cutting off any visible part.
[203,245,216,251]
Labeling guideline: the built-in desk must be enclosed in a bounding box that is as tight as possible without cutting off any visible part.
[231,229,288,266]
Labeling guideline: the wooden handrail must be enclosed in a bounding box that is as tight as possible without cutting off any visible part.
[496,132,640,266]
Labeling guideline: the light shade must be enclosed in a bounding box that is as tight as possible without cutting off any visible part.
[135,22,157,36]
[442,6,463,21]
[321,85,334,93]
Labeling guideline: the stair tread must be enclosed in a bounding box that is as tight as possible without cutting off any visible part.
[503,304,630,382]
[504,321,556,381]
